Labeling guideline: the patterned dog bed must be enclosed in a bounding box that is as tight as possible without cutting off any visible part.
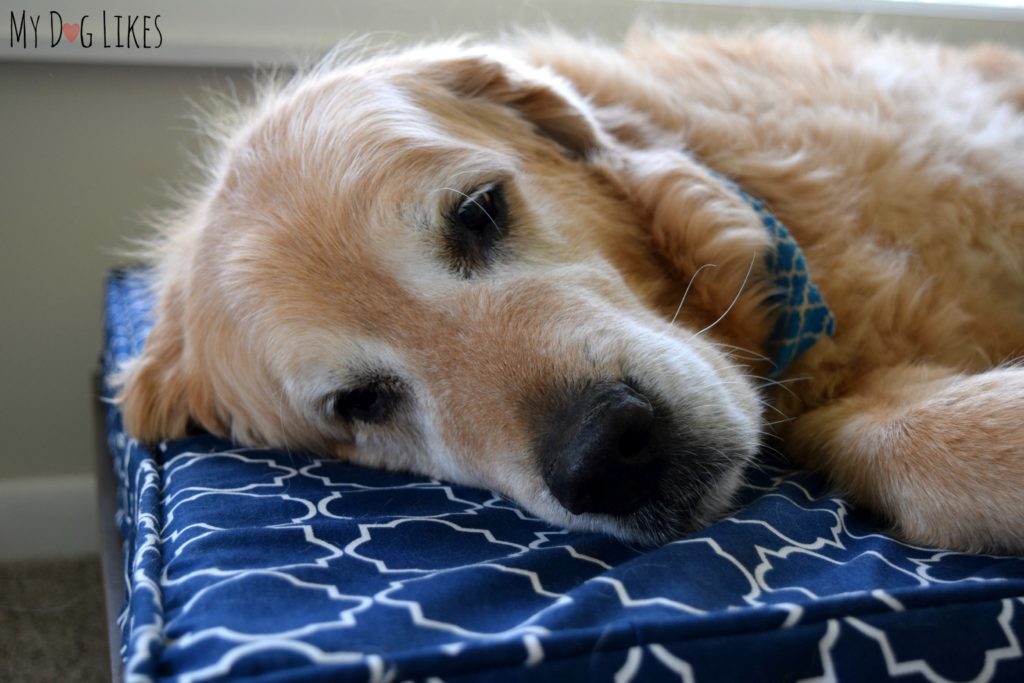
[100,269,1024,682]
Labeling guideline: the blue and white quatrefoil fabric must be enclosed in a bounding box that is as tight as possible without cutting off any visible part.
[102,269,1024,682]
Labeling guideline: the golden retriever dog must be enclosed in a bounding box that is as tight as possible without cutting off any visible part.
[116,27,1024,554]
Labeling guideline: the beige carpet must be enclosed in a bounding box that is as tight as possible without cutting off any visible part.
[0,556,111,682]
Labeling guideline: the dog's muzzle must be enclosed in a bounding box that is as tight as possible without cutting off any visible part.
[538,380,667,516]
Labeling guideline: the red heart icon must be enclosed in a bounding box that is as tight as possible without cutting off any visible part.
[63,23,80,43]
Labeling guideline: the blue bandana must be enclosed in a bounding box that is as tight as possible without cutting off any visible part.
[715,174,836,376]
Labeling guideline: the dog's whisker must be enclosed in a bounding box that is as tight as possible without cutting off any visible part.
[759,401,790,420]
[758,442,788,460]
[726,352,771,365]
[762,376,812,386]
[716,350,770,366]
[711,342,775,367]
[692,252,757,339]
[745,374,809,401]
[670,262,717,325]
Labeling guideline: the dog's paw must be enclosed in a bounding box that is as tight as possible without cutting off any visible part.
[788,365,1024,554]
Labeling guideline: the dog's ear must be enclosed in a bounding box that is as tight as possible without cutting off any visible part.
[114,278,223,443]
[425,50,608,158]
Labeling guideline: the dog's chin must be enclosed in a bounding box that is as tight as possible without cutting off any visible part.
[617,461,751,545]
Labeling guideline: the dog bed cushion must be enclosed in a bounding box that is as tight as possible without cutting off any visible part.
[100,269,1024,682]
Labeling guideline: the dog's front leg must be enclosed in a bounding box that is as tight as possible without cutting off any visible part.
[783,364,1024,554]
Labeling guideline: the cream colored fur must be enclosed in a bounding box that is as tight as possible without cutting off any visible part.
[116,28,1024,553]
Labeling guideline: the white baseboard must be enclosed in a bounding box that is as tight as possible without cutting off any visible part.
[0,475,100,561]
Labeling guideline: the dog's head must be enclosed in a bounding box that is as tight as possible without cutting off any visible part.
[117,44,768,544]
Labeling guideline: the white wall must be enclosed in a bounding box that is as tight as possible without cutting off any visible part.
[0,60,252,480]
[0,0,1021,557]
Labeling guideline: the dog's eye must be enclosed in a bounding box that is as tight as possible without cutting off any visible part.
[457,185,502,233]
[444,183,508,276]
[329,381,399,424]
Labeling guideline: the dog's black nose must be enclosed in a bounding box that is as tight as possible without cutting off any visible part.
[538,380,664,516]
